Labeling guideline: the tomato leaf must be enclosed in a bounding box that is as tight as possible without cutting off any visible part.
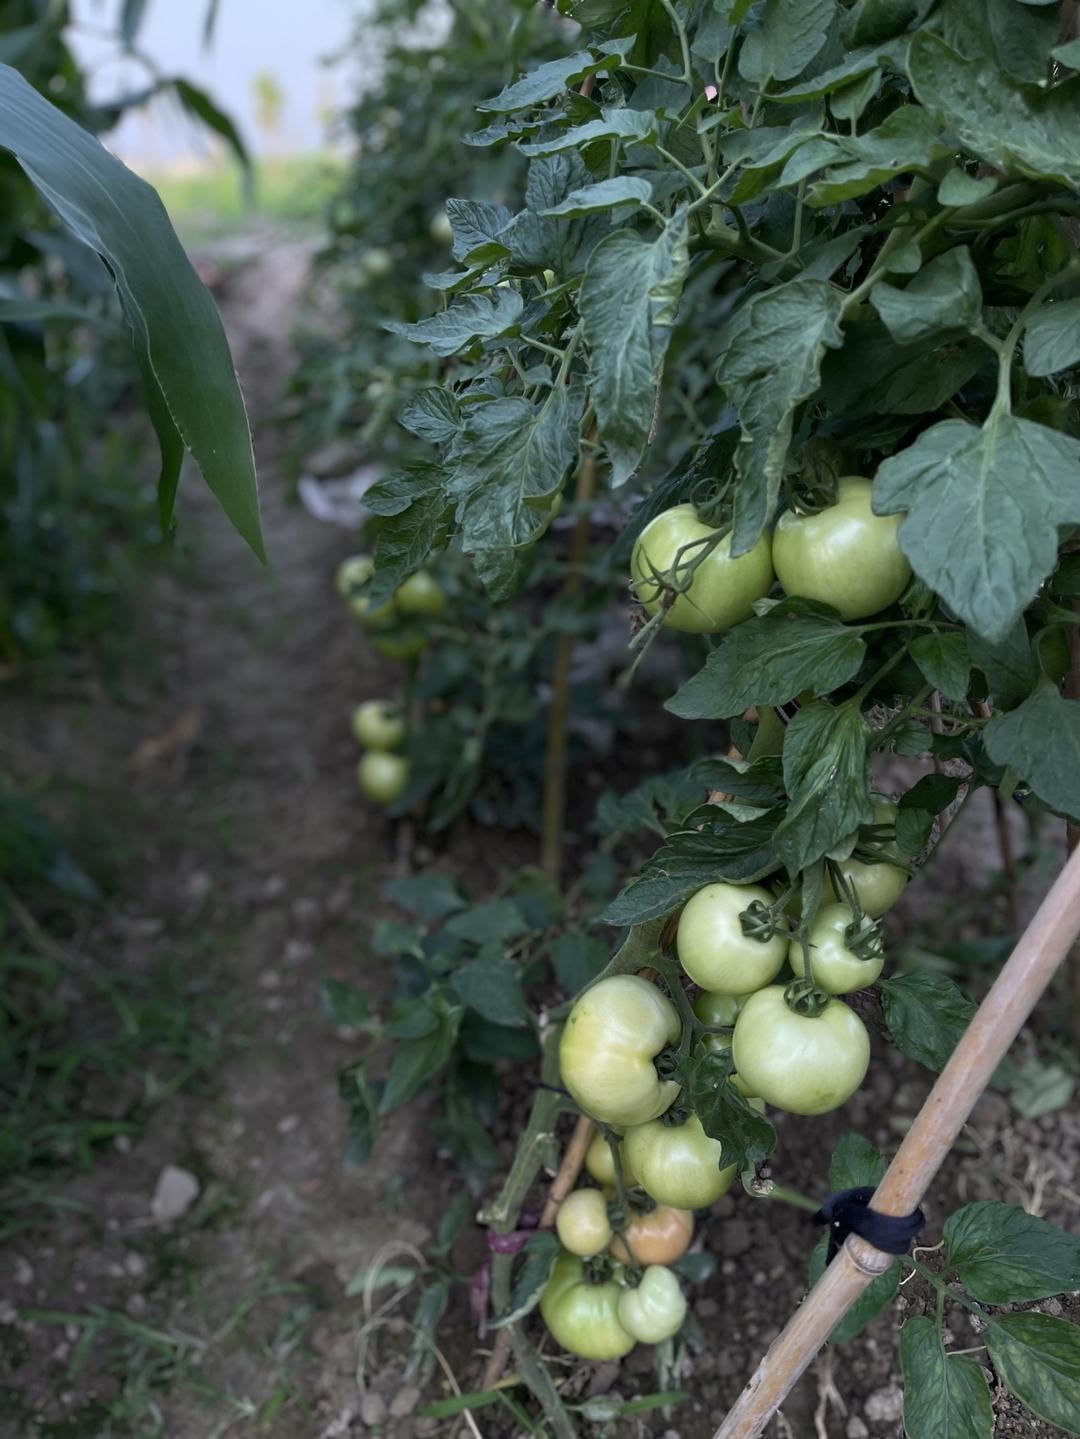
[0,63,262,557]
[502,153,612,275]
[879,970,975,1071]
[820,320,988,418]
[985,1313,1080,1432]
[445,380,583,565]
[900,1317,994,1439]
[828,1130,887,1188]
[686,1051,777,1171]
[806,107,951,207]
[451,954,531,1028]
[599,810,783,925]
[385,289,523,357]
[775,702,872,876]
[943,1202,1080,1305]
[692,755,787,809]
[339,1060,380,1166]
[380,993,464,1113]
[477,41,633,114]
[548,932,609,995]
[716,279,844,554]
[908,33,1080,188]
[939,0,1059,84]
[667,602,867,720]
[967,619,1038,712]
[578,206,688,486]
[398,390,463,445]
[738,0,835,84]
[1023,298,1080,378]
[541,175,654,218]
[870,247,982,344]
[895,773,964,853]
[909,632,971,702]
[518,107,660,157]
[984,685,1080,821]
[874,415,1080,642]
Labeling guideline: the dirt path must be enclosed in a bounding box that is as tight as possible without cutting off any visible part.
[1,233,445,1438]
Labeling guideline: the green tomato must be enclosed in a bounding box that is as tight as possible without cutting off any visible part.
[828,800,909,917]
[555,1188,612,1258]
[351,700,405,752]
[559,976,680,1128]
[372,626,427,661]
[623,1113,736,1210]
[630,504,774,633]
[359,247,393,280]
[540,1253,634,1360]
[395,570,447,617]
[357,751,409,805]
[772,477,911,621]
[677,883,787,995]
[335,553,375,598]
[731,986,870,1115]
[617,1264,687,1345]
[584,1130,639,1189]
[430,210,454,245]
[789,903,884,995]
[692,991,742,1028]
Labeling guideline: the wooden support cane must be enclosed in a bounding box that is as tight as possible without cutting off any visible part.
[712,840,1080,1439]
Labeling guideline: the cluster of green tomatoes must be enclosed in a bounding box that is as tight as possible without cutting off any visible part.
[630,475,910,631]
[335,555,446,805]
[546,816,908,1357]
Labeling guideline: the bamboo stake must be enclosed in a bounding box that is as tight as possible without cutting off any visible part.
[712,840,1080,1439]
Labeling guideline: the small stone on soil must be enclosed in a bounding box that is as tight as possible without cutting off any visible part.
[864,1385,903,1422]
[389,1385,421,1418]
[359,1392,387,1426]
[150,1164,200,1221]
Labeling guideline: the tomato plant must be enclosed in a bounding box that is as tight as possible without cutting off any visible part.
[331,0,1080,1431]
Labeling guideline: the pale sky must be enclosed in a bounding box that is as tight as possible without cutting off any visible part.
[69,0,365,163]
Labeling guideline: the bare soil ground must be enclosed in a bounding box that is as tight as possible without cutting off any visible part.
[2,235,1077,1439]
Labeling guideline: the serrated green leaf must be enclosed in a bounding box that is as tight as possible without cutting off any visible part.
[599,810,783,924]
[900,1317,993,1439]
[580,207,688,486]
[1009,1059,1075,1120]
[477,40,633,114]
[491,1231,562,1328]
[944,1202,1080,1305]
[771,45,886,102]
[821,320,988,418]
[937,169,998,206]
[541,175,653,217]
[871,248,982,344]
[451,955,531,1027]
[829,1131,887,1189]
[667,602,867,720]
[908,33,1080,188]
[319,979,372,1028]
[738,0,835,84]
[398,390,462,445]
[380,996,463,1113]
[986,1313,1080,1432]
[518,107,659,157]
[843,0,934,47]
[807,106,951,206]
[687,1051,777,1170]
[775,701,872,875]
[502,152,611,275]
[910,632,971,701]
[939,0,1059,85]
[874,416,1080,642]
[717,279,844,554]
[880,970,975,1072]
[445,198,513,263]
[385,289,523,358]
[0,64,261,557]
[445,380,583,556]
[445,899,529,944]
[1024,298,1080,378]
[967,619,1037,711]
[896,773,964,853]
[984,685,1080,821]
[549,932,609,995]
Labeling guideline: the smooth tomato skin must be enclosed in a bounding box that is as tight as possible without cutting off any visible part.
[559,976,681,1128]
[335,553,375,598]
[623,1113,736,1210]
[540,1253,635,1360]
[617,1264,687,1344]
[430,210,454,245]
[372,626,427,661]
[732,986,870,1115]
[584,1131,639,1190]
[555,1189,612,1258]
[828,800,909,917]
[610,1206,693,1266]
[351,700,405,752]
[677,883,787,995]
[395,570,447,618]
[772,477,911,621]
[630,504,774,634]
[789,903,884,995]
[357,751,409,804]
[692,991,741,1028]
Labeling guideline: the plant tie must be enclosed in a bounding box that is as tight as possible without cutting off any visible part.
[814,1186,925,1264]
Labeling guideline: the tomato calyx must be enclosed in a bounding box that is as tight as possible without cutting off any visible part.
[842,912,885,962]
[654,1044,682,1080]
[739,896,790,945]
[582,1252,617,1285]
[782,975,831,1017]
[660,1102,691,1128]
[687,475,733,530]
